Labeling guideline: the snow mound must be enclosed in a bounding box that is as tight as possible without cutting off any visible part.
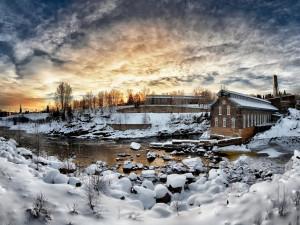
[132,186,156,209]
[112,177,132,193]
[142,180,154,190]
[149,203,171,218]
[43,170,69,184]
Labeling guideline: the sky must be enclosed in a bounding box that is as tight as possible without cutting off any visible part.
[1,0,300,111]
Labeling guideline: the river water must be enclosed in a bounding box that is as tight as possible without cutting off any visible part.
[0,127,292,174]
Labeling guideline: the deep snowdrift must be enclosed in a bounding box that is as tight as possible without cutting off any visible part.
[0,137,300,225]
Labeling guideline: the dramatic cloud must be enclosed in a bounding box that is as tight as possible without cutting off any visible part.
[0,0,300,110]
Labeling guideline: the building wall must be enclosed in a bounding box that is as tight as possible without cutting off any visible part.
[210,96,274,141]
[117,105,209,113]
[210,96,242,129]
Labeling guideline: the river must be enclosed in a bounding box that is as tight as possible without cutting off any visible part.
[0,127,292,174]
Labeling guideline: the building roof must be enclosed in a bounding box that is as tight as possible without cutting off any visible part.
[146,95,205,99]
[218,89,270,103]
[229,98,278,111]
[212,89,278,111]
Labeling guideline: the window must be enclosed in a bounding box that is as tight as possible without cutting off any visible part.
[231,118,236,128]
[215,117,218,127]
[254,114,257,126]
[219,106,222,115]
[264,114,267,124]
[243,114,246,128]
[247,114,250,127]
[227,105,230,115]
[223,118,226,127]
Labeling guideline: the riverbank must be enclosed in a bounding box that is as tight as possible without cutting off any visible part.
[0,110,210,140]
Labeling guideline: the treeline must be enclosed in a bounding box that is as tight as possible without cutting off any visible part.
[54,82,215,111]
[72,87,153,110]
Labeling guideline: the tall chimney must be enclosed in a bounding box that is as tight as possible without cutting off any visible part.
[273,75,278,97]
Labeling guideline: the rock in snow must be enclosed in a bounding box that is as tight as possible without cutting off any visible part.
[166,174,186,193]
[130,142,141,150]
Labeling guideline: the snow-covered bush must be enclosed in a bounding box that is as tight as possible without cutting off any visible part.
[26,192,52,221]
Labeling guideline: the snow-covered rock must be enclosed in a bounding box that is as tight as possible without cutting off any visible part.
[128,173,138,181]
[182,157,204,173]
[142,180,155,190]
[141,170,156,178]
[132,186,156,209]
[154,184,172,203]
[167,174,186,193]
[123,161,137,173]
[112,177,132,193]
[43,170,69,184]
[147,152,157,161]
[130,142,141,150]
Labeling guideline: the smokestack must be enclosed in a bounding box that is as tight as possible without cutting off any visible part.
[273,75,278,97]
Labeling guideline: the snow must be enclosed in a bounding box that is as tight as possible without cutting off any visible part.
[229,98,278,111]
[167,174,186,188]
[132,186,156,209]
[215,144,250,152]
[148,203,172,218]
[43,169,69,184]
[142,180,155,190]
[255,108,300,139]
[141,170,156,178]
[130,142,141,150]
[182,157,204,172]
[1,122,300,225]
[154,184,171,199]
[0,111,209,139]
[200,131,210,139]
[259,147,284,158]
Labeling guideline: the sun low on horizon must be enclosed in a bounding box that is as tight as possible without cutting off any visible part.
[1,0,300,111]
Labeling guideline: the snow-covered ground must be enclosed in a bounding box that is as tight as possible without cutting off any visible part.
[0,110,209,139]
[1,136,300,225]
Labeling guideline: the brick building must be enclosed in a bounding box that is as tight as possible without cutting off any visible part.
[210,90,278,141]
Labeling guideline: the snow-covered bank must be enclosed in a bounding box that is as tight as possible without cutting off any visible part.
[248,108,300,158]
[0,111,209,139]
[1,137,300,225]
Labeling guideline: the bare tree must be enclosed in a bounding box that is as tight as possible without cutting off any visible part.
[140,86,150,103]
[85,91,93,109]
[54,82,73,111]
[97,91,105,107]
[277,184,290,216]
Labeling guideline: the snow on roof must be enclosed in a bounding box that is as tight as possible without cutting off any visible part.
[229,98,278,111]
[218,89,271,104]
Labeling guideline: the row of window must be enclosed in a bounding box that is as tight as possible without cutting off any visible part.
[215,117,236,128]
[215,113,271,129]
[219,105,231,116]
[242,114,271,128]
